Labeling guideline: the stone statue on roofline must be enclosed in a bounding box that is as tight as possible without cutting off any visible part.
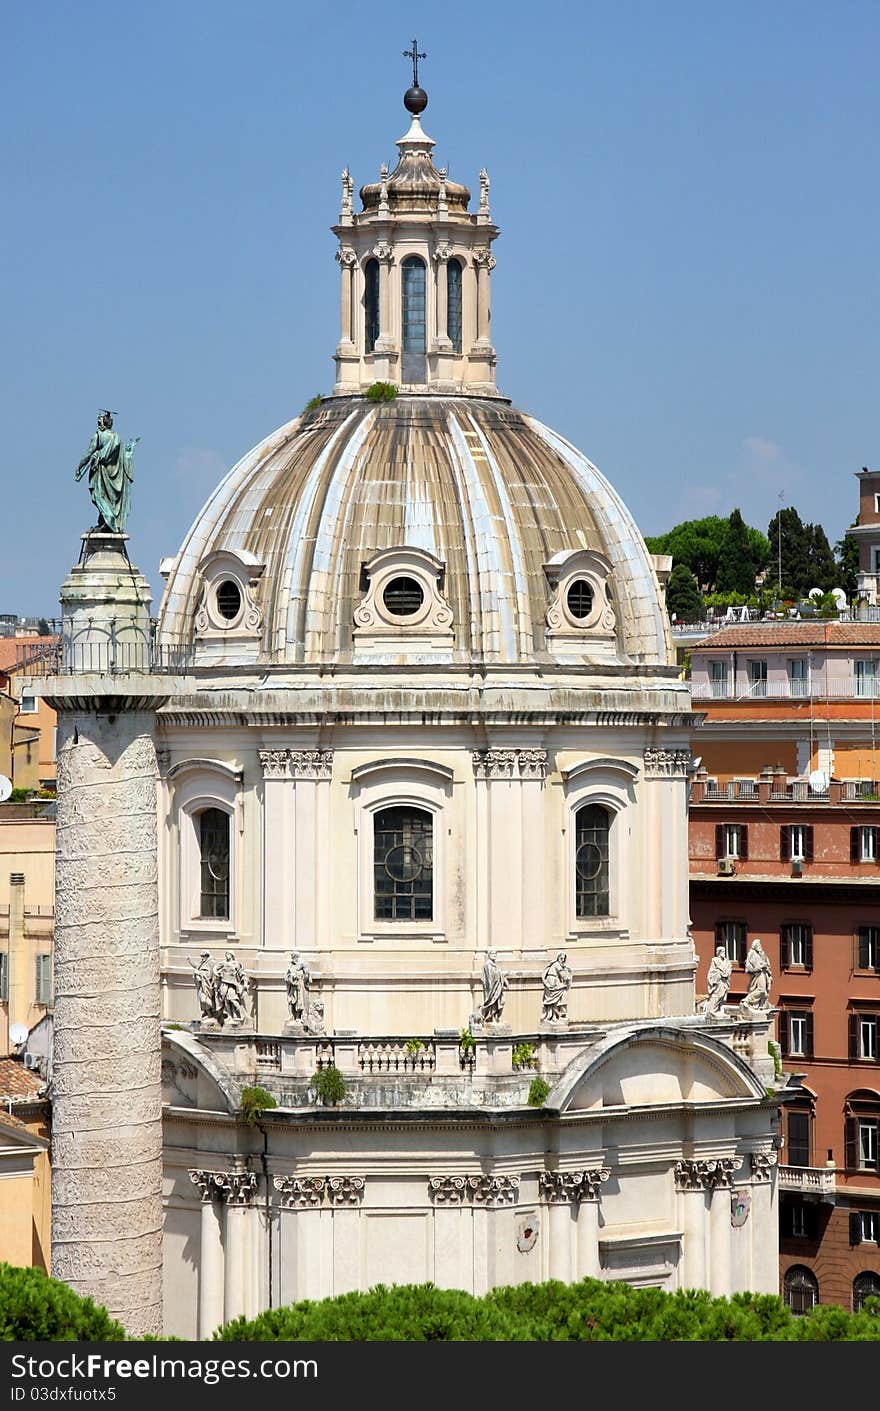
[541,952,572,1024]
[188,949,251,1027]
[701,945,733,1018]
[741,938,773,1016]
[469,949,510,1032]
[75,410,140,535]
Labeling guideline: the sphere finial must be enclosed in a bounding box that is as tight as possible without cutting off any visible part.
[402,38,428,115]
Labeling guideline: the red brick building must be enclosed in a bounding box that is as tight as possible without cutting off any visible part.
[689,620,880,1312]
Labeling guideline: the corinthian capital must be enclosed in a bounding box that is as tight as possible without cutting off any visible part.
[336,245,357,269]
[259,748,290,779]
[473,247,496,271]
[643,747,692,778]
[674,1158,739,1192]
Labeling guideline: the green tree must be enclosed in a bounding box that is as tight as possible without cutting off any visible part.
[804,523,838,592]
[645,516,728,591]
[665,564,703,621]
[835,524,860,599]
[0,1263,127,1340]
[768,506,811,598]
[716,508,756,594]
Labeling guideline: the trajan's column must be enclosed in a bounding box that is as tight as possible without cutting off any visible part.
[37,417,168,1336]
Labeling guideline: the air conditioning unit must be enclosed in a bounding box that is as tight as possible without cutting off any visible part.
[23,1052,39,1070]
[717,857,736,876]
[791,858,803,877]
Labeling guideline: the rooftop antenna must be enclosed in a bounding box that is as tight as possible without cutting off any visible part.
[776,489,784,600]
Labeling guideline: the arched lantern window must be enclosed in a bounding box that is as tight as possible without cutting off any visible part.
[373,805,433,921]
[364,258,380,353]
[401,256,427,382]
[447,258,463,354]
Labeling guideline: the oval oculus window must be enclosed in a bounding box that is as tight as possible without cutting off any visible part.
[566,579,594,620]
[382,576,424,617]
[215,579,242,621]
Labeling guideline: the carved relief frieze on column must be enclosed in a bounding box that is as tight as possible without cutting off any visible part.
[259,748,290,779]
[643,748,692,779]
[214,1168,258,1207]
[189,1169,226,1203]
[467,1174,520,1205]
[273,1175,327,1208]
[749,1150,778,1183]
[472,749,547,780]
[326,1176,366,1206]
[288,749,334,780]
[674,1158,739,1192]
[428,1176,468,1205]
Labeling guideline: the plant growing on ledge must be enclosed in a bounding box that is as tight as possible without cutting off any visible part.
[512,1042,537,1070]
[527,1077,550,1108]
[364,381,398,402]
[404,1038,424,1055]
[240,1085,278,1126]
[303,394,323,412]
[312,1065,347,1106]
[459,1027,476,1054]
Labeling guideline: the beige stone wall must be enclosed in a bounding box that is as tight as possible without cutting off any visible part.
[158,731,695,1035]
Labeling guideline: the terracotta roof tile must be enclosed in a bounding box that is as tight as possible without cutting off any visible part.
[0,1058,45,1099]
[692,623,880,650]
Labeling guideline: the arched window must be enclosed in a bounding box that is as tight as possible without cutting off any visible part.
[401,256,427,383]
[199,807,230,919]
[853,1271,880,1312]
[575,804,610,918]
[783,1265,818,1315]
[364,258,380,353]
[447,258,463,354]
[374,805,433,921]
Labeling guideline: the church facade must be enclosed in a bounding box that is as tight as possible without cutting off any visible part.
[41,75,787,1339]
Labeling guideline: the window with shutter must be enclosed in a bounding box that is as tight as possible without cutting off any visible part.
[780,826,790,863]
[739,825,749,860]
[715,824,725,860]
[845,1115,858,1170]
[850,1013,860,1061]
[858,1119,879,1170]
[787,1110,811,1167]
[0,953,7,1003]
[804,826,814,863]
[850,1211,863,1245]
[851,826,861,864]
[856,926,880,970]
[780,925,790,968]
[35,954,52,1007]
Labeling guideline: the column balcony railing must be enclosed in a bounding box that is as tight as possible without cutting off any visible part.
[14,619,190,676]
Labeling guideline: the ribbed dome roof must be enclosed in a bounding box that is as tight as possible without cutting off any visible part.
[157,396,672,668]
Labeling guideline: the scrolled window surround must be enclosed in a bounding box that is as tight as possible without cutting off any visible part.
[193,548,265,657]
[544,548,618,658]
[353,545,454,651]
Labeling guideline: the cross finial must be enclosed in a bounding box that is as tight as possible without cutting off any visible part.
[404,38,426,88]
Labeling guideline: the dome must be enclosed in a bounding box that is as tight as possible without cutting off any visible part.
[157,394,673,669]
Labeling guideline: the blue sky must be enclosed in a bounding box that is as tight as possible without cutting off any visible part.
[3,1,878,615]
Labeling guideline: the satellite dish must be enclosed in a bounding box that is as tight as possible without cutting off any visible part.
[807,587,823,600]
[9,1023,28,1048]
[831,587,847,608]
[808,769,829,794]
[0,775,11,803]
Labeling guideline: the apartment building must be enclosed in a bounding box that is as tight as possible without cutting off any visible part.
[689,617,880,1311]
